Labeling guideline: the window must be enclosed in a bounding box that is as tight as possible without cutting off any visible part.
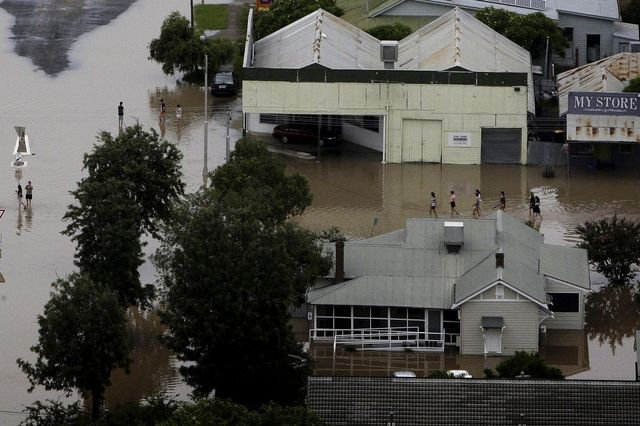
[548,293,580,312]
[563,28,574,60]
[619,42,630,53]
[495,285,504,300]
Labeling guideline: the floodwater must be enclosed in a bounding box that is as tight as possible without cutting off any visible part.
[0,0,638,423]
[0,0,240,422]
[289,156,640,380]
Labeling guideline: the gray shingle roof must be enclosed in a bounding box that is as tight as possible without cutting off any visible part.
[310,211,588,310]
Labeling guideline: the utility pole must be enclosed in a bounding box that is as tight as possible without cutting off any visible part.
[225,108,231,163]
[203,54,208,187]
[190,0,194,28]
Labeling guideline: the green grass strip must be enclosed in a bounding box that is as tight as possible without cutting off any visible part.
[194,4,229,31]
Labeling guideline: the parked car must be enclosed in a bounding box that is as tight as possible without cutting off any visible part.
[392,371,417,378]
[211,72,236,96]
[447,369,472,378]
[272,124,341,146]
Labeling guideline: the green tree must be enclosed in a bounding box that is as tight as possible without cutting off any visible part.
[17,274,131,420]
[485,351,564,379]
[575,215,640,285]
[621,0,640,26]
[476,7,569,60]
[156,138,331,407]
[149,11,235,81]
[63,125,184,307]
[254,0,344,40]
[624,76,640,93]
[366,23,413,41]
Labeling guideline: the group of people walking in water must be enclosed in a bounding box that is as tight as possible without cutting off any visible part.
[428,189,541,220]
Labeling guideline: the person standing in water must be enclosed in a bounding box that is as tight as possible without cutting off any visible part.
[532,195,541,220]
[176,104,182,123]
[25,180,33,207]
[472,189,482,218]
[117,101,124,128]
[449,191,460,217]
[529,192,535,216]
[493,191,506,210]
[429,192,438,217]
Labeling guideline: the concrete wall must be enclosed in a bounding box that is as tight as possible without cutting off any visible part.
[243,81,528,164]
[459,300,539,355]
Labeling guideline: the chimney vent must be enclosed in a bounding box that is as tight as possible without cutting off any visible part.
[444,221,464,254]
[335,240,345,283]
[495,252,504,268]
[380,40,398,69]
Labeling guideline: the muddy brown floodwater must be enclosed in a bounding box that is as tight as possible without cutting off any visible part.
[285,152,640,380]
[0,0,638,423]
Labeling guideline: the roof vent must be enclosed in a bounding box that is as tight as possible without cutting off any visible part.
[444,221,464,254]
[380,41,398,69]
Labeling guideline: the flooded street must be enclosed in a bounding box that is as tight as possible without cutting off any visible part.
[0,0,638,422]
[0,0,240,421]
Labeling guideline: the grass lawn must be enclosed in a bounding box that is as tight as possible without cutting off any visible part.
[194,4,229,31]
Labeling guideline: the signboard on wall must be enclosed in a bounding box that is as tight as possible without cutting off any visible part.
[447,132,472,147]
[566,92,640,143]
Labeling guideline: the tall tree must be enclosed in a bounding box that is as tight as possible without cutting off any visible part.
[156,138,331,407]
[17,273,131,420]
[63,124,184,307]
[149,11,236,81]
[476,7,569,60]
[576,215,640,285]
[253,0,344,40]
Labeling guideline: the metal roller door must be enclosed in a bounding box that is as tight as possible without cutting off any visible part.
[481,128,522,164]
[401,119,442,163]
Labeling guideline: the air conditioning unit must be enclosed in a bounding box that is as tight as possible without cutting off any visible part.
[380,41,398,69]
[631,41,640,53]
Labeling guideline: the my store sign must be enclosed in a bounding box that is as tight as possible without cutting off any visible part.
[566,92,640,142]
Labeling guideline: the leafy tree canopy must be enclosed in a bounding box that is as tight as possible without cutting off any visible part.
[253,0,344,40]
[17,274,131,420]
[621,0,640,27]
[366,23,413,41]
[149,11,236,80]
[485,351,564,379]
[475,7,569,59]
[63,125,184,307]
[624,76,640,93]
[156,138,331,407]
[576,215,640,285]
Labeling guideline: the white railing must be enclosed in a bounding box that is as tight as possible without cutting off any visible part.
[309,327,445,352]
[480,0,546,11]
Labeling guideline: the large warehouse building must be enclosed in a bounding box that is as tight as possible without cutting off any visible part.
[242,7,534,164]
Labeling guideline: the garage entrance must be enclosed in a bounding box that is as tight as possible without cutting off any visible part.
[481,128,522,163]
[401,119,442,162]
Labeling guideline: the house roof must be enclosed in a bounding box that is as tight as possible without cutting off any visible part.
[306,275,452,308]
[309,211,589,310]
[613,21,640,41]
[539,244,590,289]
[369,0,620,21]
[252,9,384,70]
[557,53,640,115]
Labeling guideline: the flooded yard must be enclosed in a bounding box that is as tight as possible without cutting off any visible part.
[0,0,638,422]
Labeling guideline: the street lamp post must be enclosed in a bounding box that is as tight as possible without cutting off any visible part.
[203,53,208,187]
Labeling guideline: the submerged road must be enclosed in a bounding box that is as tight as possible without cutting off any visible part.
[1,0,137,75]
